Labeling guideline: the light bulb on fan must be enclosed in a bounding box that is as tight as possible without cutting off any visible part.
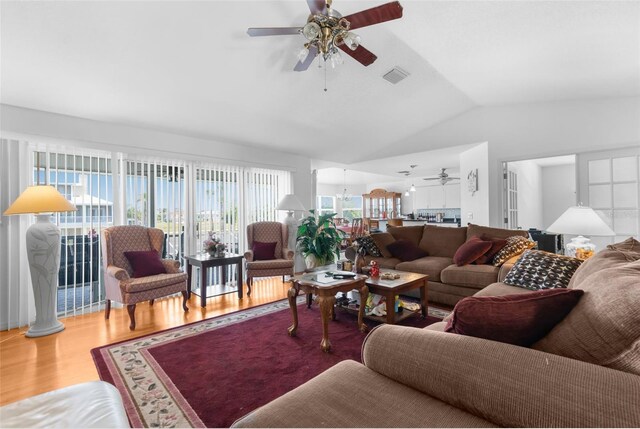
[342,32,360,50]
[329,49,343,68]
[302,22,321,40]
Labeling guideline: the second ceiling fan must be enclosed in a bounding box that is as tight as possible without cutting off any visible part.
[247,0,403,71]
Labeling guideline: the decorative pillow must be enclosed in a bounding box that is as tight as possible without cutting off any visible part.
[124,250,166,278]
[492,235,536,266]
[370,233,396,258]
[473,236,508,265]
[453,237,492,266]
[252,241,277,261]
[386,239,428,262]
[445,288,584,347]
[504,250,583,290]
[355,235,382,257]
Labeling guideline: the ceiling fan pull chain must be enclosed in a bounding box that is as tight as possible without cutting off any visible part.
[324,58,328,92]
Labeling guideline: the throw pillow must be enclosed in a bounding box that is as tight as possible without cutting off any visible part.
[370,233,396,258]
[386,239,428,262]
[124,250,166,278]
[453,236,493,266]
[445,288,584,347]
[355,235,382,257]
[252,241,277,261]
[504,250,583,290]
[473,236,508,264]
[492,235,536,266]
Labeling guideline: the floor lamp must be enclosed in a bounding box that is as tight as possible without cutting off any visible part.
[4,185,77,337]
[276,194,306,268]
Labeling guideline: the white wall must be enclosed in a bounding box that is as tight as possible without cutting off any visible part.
[508,160,543,229]
[0,104,314,209]
[372,97,640,226]
[541,164,576,229]
[459,142,490,226]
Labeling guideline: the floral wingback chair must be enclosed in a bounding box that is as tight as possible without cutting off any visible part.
[245,221,294,296]
[101,225,188,330]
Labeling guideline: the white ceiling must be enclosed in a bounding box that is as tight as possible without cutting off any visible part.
[316,143,471,184]
[1,1,638,164]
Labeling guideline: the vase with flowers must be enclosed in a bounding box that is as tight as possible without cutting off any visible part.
[203,232,227,258]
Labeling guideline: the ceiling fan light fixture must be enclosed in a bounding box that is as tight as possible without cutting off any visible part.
[343,32,361,50]
[329,49,343,68]
[410,184,416,192]
[297,46,310,62]
[302,22,321,40]
[404,190,410,196]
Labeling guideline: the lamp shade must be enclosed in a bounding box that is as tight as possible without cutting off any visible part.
[276,194,305,212]
[3,185,77,215]
[546,205,615,236]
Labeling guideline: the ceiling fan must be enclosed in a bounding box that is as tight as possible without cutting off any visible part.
[247,0,403,72]
[397,164,417,176]
[423,168,460,186]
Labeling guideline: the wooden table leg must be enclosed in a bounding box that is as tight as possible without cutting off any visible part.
[237,261,243,299]
[420,283,428,318]
[385,292,395,325]
[357,284,369,333]
[287,283,300,337]
[186,262,193,299]
[200,266,207,308]
[221,264,227,286]
[318,294,335,352]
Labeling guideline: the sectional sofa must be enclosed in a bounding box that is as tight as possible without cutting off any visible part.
[354,223,529,306]
[233,238,640,428]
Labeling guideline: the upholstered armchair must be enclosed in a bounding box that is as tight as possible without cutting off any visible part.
[101,225,188,330]
[244,221,294,296]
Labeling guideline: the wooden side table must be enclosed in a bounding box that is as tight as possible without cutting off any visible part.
[288,271,369,353]
[184,253,244,307]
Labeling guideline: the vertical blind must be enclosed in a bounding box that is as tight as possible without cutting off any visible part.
[1,142,294,327]
[33,144,114,317]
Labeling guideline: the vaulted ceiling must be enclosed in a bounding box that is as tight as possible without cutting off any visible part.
[1,1,638,164]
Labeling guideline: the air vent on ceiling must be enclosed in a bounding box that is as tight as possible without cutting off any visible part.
[383,67,409,84]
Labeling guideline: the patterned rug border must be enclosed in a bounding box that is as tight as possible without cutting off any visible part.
[92,298,450,428]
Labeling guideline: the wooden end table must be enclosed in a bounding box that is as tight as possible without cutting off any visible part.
[184,253,244,307]
[288,271,369,353]
[364,270,428,324]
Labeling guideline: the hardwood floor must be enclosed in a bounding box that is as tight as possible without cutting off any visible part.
[0,279,290,406]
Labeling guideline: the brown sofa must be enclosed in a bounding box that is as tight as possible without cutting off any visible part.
[233,238,640,428]
[356,223,529,307]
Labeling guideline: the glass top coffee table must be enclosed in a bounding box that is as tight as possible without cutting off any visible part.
[288,270,370,353]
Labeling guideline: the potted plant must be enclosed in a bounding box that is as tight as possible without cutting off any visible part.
[296,210,345,270]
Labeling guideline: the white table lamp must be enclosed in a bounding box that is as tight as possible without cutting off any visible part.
[546,205,615,260]
[4,185,77,337]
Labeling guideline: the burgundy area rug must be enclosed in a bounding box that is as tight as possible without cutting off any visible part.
[92,299,447,428]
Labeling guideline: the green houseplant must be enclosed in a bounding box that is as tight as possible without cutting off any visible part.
[297,210,344,269]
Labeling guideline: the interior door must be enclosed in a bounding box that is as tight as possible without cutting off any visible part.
[577,146,640,249]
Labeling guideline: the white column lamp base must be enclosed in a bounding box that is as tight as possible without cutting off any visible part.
[25,214,65,338]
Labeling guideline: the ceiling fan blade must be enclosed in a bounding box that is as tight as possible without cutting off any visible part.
[343,1,403,30]
[247,27,301,37]
[339,44,377,66]
[306,0,327,15]
[422,178,440,181]
[294,45,318,72]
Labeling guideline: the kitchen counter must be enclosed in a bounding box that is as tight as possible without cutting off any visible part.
[379,219,461,229]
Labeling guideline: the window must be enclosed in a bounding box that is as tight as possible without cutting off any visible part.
[341,196,363,222]
[317,195,336,217]
[29,146,293,317]
[34,149,113,317]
